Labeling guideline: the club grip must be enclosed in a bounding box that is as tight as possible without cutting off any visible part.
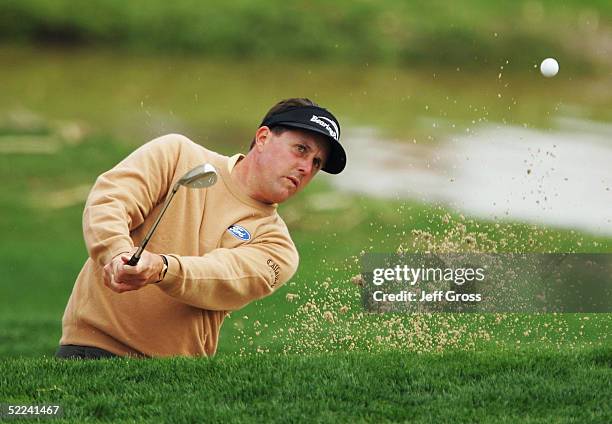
[126,253,140,266]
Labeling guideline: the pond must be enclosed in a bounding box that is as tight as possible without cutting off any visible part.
[331,118,612,235]
[2,46,611,234]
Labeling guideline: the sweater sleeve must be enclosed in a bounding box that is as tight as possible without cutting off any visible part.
[83,134,183,268]
[156,229,299,311]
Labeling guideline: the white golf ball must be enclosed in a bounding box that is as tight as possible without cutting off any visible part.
[540,58,559,78]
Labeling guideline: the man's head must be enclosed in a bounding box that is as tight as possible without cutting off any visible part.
[243,98,345,204]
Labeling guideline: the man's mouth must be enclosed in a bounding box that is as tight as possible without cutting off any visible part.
[286,176,299,188]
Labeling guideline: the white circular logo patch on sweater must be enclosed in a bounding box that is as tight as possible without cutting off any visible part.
[227,225,251,241]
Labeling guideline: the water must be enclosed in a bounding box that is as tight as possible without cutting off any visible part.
[2,46,612,234]
[332,119,612,235]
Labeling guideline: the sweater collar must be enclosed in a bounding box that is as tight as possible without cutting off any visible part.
[215,153,278,213]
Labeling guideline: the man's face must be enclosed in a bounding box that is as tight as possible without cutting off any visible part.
[253,127,330,204]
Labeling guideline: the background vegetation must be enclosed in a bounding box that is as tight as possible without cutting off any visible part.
[1,0,612,71]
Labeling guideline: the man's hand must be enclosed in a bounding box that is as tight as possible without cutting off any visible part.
[103,247,164,293]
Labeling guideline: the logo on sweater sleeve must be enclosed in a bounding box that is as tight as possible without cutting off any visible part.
[267,259,281,288]
[227,225,251,241]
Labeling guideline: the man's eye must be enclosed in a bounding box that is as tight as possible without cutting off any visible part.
[296,145,306,153]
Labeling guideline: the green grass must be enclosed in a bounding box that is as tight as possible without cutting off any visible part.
[4,44,612,153]
[1,133,610,357]
[1,127,610,421]
[1,348,610,422]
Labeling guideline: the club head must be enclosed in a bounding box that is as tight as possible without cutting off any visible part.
[177,163,218,189]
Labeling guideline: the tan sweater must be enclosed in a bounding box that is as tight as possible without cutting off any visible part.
[60,134,299,357]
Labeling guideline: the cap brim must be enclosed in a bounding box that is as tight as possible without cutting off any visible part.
[271,122,346,174]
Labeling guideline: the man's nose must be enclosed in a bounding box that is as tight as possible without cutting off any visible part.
[297,157,314,176]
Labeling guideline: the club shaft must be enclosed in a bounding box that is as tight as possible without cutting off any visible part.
[127,184,179,265]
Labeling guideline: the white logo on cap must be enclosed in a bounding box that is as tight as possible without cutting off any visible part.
[310,115,339,141]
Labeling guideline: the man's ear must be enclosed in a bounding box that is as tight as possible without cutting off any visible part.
[254,126,271,152]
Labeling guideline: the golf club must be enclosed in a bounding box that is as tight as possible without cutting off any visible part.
[127,163,218,266]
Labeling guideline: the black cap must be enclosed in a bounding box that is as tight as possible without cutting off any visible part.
[261,105,346,174]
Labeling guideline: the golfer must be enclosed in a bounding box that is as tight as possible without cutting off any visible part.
[56,98,345,359]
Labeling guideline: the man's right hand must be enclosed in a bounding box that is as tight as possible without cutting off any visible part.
[103,247,165,293]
